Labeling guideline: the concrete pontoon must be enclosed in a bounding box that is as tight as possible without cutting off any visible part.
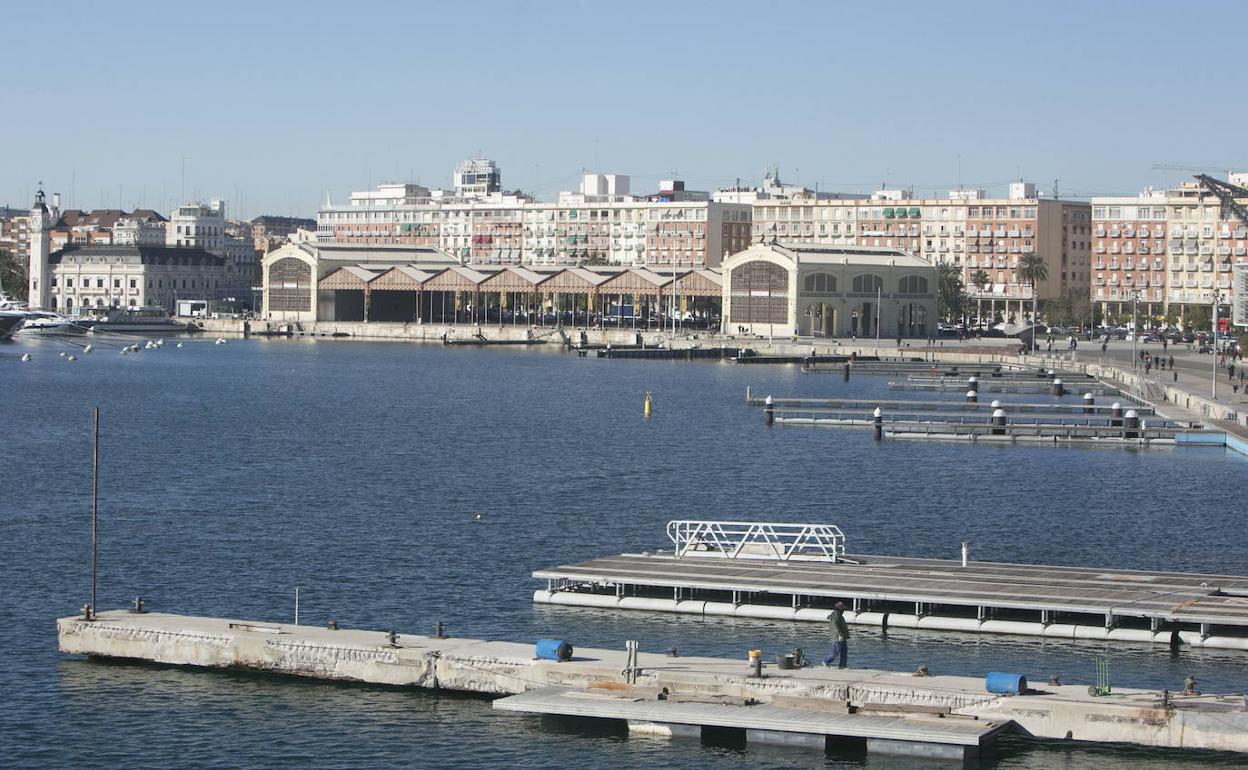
[534,521,1248,651]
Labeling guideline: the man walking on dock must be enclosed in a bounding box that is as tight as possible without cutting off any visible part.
[823,602,850,668]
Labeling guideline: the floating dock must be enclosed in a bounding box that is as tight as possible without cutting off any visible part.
[534,521,1248,651]
[57,610,1248,757]
[745,395,1156,416]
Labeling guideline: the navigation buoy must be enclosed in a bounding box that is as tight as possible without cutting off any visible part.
[59,351,66,357]
[83,344,93,354]
[20,353,31,362]
[67,354,77,362]
[214,338,226,345]
[643,391,653,417]
[176,342,184,348]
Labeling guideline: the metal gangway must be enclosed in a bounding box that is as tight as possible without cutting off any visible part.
[666,520,846,563]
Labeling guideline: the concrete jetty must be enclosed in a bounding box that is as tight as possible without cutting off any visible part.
[57,610,1248,757]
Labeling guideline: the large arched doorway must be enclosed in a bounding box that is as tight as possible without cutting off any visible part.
[268,257,313,314]
[729,260,789,330]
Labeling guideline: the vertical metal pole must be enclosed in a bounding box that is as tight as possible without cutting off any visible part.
[1132,292,1137,370]
[1213,292,1218,399]
[875,285,881,349]
[91,406,99,621]
[294,586,300,625]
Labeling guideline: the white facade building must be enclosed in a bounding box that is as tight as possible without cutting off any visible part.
[167,200,226,251]
[113,216,167,246]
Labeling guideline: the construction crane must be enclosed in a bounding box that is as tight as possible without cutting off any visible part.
[1151,163,1235,174]
[1193,174,1248,227]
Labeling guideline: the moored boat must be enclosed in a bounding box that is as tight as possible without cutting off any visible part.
[79,306,198,334]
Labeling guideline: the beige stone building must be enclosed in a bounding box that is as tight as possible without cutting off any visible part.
[720,243,937,338]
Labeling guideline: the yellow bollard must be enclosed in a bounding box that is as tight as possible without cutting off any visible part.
[643,391,653,417]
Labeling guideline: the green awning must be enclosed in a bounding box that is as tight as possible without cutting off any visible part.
[883,207,895,218]
[909,207,921,218]
[896,208,908,218]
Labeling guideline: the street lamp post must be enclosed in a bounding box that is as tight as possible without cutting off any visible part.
[1212,290,1219,400]
[1131,291,1139,371]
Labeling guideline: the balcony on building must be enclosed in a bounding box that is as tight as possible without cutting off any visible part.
[1108,227,1120,237]
[1095,227,1107,237]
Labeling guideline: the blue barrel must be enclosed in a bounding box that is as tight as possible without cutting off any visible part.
[535,639,573,661]
[985,672,1027,695]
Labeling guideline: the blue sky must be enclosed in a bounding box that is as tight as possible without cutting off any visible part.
[3,0,1246,218]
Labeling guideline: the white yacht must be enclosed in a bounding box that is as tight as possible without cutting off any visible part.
[0,309,24,340]
[0,292,82,335]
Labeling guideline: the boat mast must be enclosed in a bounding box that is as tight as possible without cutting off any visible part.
[90,406,99,620]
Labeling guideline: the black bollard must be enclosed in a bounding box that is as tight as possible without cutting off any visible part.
[1083,393,1095,414]
[843,362,850,382]
[873,407,883,440]
[764,395,775,426]
[966,389,978,403]
[1050,378,1065,396]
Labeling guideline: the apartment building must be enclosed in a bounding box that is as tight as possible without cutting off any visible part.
[1091,174,1248,322]
[168,200,226,250]
[1089,192,1170,322]
[750,181,1092,322]
[317,163,752,269]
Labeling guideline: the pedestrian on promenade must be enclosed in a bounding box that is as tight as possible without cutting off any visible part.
[1101,340,1108,355]
[1169,355,1175,371]
[823,601,850,668]
[1145,360,1152,375]
[1230,363,1236,381]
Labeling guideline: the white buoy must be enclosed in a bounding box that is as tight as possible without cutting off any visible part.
[474,513,482,521]
[176,342,184,348]
[67,355,77,362]
[156,339,165,347]
[83,344,93,353]
[214,337,226,345]
[59,351,66,357]
[20,353,31,362]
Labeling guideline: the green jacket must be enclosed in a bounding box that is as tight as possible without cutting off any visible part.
[831,609,849,641]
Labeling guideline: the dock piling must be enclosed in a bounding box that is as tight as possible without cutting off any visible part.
[873,408,883,440]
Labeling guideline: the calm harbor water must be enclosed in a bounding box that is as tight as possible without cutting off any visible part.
[3,336,1247,768]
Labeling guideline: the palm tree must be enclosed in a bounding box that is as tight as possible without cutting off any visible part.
[970,269,990,327]
[1016,253,1048,327]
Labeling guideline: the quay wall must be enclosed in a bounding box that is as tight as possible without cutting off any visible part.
[57,611,1248,753]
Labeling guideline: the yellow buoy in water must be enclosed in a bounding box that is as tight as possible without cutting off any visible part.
[643,391,653,417]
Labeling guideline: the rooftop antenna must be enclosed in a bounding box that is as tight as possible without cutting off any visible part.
[180,157,185,202]
[1052,179,1061,199]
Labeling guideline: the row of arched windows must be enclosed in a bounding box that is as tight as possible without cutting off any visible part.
[801,273,929,294]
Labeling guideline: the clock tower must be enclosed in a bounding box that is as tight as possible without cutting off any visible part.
[27,186,58,310]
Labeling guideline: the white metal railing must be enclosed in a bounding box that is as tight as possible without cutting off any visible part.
[666,520,846,563]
